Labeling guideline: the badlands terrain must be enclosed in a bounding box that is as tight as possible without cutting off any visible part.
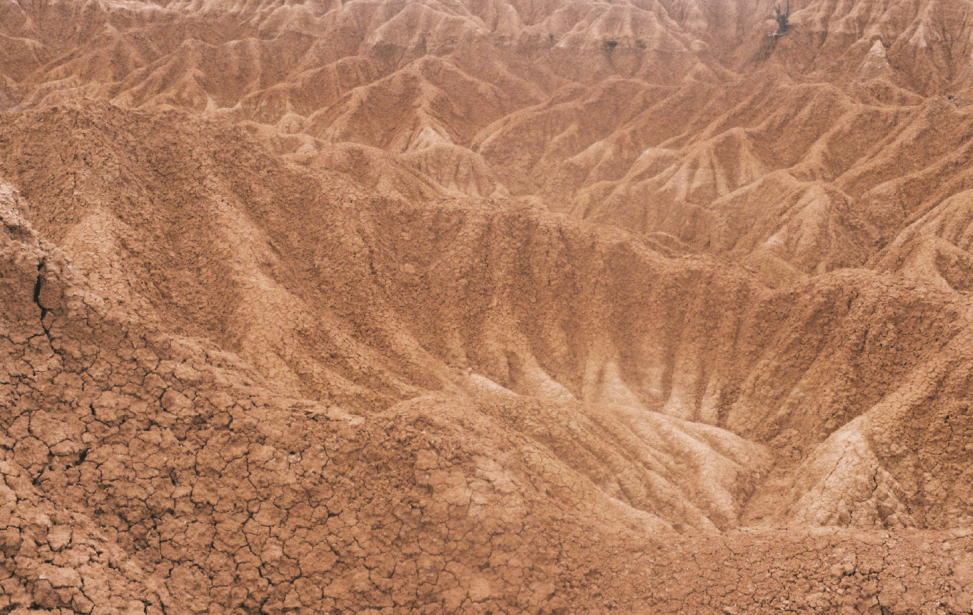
[3,0,973,612]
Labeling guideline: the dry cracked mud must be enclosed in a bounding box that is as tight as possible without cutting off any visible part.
[3,0,973,613]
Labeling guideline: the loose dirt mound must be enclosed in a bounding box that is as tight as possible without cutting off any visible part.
[2,0,973,613]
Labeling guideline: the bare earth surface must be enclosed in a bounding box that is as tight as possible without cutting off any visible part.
[3,0,973,613]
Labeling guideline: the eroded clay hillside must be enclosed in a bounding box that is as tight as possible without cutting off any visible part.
[7,0,973,283]
[2,0,973,613]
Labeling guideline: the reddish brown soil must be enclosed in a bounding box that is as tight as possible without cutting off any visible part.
[3,1,973,613]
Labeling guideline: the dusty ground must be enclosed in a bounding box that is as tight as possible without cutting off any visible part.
[2,0,973,613]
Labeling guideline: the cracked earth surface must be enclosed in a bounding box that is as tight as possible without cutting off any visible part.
[2,164,973,613]
[4,0,973,611]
